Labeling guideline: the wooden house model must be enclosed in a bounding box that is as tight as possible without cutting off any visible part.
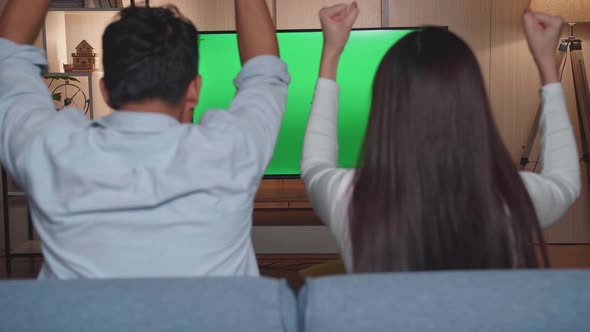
[63,40,97,73]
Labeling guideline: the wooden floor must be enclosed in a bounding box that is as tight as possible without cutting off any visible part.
[1,245,589,288]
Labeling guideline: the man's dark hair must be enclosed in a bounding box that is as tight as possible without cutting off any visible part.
[102,6,199,110]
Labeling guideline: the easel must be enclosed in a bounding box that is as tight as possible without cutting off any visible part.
[520,23,590,171]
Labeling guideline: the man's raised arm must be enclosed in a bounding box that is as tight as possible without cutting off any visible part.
[198,0,288,176]
[0,0,55,183]
[0,0,51,44]
[235,0,278,64]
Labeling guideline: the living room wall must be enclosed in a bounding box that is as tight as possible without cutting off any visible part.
[1,0,589,255]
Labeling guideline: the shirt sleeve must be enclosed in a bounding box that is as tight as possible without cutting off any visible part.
[0,38,54,185]
[301,78,354,249]
[200,55,290,175]
[519,83,581,228]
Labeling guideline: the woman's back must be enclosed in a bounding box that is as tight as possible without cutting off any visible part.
[301,5,580,273]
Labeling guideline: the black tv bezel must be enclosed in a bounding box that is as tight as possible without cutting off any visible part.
[198,27,428,180]
[199,26,432,35]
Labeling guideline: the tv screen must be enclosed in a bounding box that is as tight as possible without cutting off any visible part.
[195,29,415,177]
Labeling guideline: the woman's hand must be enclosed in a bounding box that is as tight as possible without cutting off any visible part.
[523,9,564,85]
[319,2,359,80]
[320,1,359,57]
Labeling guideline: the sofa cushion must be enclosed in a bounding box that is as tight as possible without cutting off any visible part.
[299,270,590,332]
[0,277,296,332]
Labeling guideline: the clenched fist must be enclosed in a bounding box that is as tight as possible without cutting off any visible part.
[523,9,564,84]
[319,1,360,57]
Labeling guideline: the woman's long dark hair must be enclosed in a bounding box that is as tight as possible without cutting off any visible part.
[349,28,548,272]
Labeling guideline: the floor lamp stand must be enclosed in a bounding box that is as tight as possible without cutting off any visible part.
[520,23,590,171]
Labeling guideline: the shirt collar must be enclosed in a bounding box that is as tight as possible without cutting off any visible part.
[92,111,181,133]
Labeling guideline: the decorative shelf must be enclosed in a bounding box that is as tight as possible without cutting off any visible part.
[49,0,125,12]
[49,8,123,12]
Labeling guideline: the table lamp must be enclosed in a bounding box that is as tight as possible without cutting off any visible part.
[530,0,590,26]
[521,0,590,170]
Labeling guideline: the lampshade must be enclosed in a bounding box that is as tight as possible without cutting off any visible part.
[530,0,590,23]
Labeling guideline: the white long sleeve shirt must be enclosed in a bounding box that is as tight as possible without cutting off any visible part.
[0,39,290,278]
[301,78,581,271]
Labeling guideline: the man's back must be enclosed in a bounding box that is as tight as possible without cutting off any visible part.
[30,112,257,278]
[0,2,289,279]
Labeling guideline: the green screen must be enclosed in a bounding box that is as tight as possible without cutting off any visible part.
[195,29,414,176]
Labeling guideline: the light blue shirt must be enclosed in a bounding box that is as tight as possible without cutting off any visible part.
[0,38,290,278]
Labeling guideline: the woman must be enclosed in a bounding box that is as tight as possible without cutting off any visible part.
[301,3,580,272]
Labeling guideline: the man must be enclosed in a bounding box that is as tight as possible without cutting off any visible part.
[0,0,289,278]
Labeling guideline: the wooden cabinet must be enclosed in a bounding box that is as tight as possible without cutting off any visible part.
[174,0,274,31]
[388,0,492,87]
[276,0,381,29]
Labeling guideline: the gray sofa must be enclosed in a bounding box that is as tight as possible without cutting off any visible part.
[1,270,589,331]
[0,277,297,332]
[299,270,590,332]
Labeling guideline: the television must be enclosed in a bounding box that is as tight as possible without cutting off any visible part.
[195,28,416,177]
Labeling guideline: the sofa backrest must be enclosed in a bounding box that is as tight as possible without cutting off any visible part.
[0,277,297,332]
[3,270,590,332]
[299,270,590,332]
